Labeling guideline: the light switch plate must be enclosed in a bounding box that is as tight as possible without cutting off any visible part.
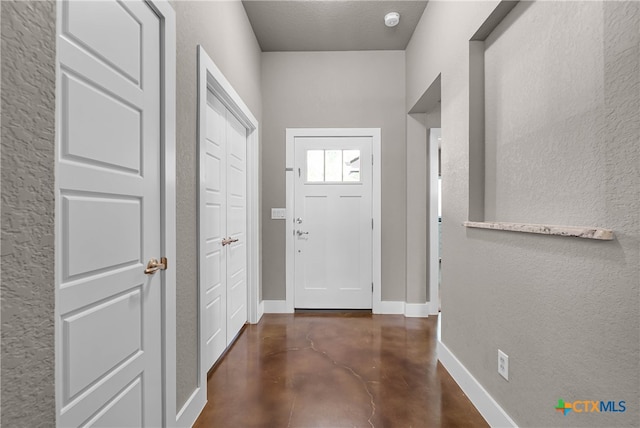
[271,208,286,220]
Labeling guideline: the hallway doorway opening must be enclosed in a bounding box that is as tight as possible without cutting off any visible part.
[407,73,441,315]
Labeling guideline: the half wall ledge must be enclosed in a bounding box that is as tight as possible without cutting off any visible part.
[463,221,614,241]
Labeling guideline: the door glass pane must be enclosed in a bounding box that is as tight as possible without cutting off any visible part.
[325,150,342,181]
[307,150,324,182]
[343,149,360,182]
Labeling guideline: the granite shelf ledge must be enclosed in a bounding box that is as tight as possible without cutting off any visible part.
[463,221,614,241]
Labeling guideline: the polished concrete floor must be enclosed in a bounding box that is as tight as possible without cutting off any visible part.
[194,313,488,428]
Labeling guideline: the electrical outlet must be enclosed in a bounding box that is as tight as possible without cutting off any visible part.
[498,350,509,381]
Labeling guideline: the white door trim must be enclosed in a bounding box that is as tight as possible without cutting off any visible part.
[146,0,177,427]
[146,2,178,426]
[145,3,178,426]
[285,128,381,313]
[428,129,440,315]
[192,45,261,424]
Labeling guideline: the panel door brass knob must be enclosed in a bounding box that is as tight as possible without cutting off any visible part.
[144,257,168,275]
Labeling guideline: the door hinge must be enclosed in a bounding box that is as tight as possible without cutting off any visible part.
[371,154,374,165]
[371,218,374,230]
[371,282,374,292]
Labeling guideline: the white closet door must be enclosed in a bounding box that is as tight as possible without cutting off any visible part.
[56,1,163,426]
[203,92,228,368]
[225,111,248,343]
[201,95,248,368]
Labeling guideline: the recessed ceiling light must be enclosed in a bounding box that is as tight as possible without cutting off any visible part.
[384,12,400,28]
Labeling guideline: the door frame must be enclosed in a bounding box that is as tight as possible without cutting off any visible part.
[147,2,178,426]
[53,0,177,426]
[428,128,440,315]
[285,128,381,313]
[193,45,261,421]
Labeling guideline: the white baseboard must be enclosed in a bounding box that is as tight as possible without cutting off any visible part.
[175,386,206,428]
[374,301,430,317]
[404,302,430,317]
[374,300,405,314]
[437,341,518,428]
[428,300,439,315]
[263,300,291,313]
[268,299,430,317]
[256,299,265,322]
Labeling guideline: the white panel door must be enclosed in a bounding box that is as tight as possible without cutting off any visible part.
[201,93,247,369]
[202,92,228,368]
[225,111,248,343]
[56,1,162,426]
[294,137,373,309]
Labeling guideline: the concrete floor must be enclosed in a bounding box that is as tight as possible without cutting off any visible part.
[194,313,488,427]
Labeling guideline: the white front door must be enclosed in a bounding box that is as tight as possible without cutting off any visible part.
[294,137,373,309]
[202,91,248,369]
[56,1,163,426]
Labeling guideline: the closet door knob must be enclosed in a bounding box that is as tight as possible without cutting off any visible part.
[222,237,239,246]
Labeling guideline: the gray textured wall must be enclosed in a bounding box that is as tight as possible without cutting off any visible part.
[407,1,639,426]
[261,51,407,302]
[171,0,262,410]
[485,2,610,225]
[1,1,57,426]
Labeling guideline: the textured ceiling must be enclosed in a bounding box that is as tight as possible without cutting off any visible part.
[242,1,429,52]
